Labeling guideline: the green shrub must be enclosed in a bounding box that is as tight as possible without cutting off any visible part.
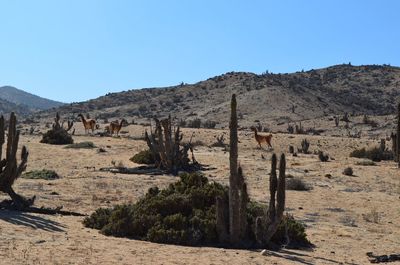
[84,173,310,248]
[187,118,202,128]
[286,177,311,191]
[355,160,376,166]
[349,147,393,162]
[203,120,217,129]
[40,128,73,145]
[272,214,310,246]
[65,141,96,149]
[130,149,156,164]
[343,167,353,176]
[22,169,60,180]
[318,151,329,162]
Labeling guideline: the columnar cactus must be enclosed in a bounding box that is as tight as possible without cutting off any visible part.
[334,116,339,127]
[255,153,286,246]
[215,94,249,246]
[397,102,400,167]
[238,166,248,239]
[216,94,287,248]
[0,113,34,208]
[228,94,241,244]
[391,133,397,162]
[301,139,310,154]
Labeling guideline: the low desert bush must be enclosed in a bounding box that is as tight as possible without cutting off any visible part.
[349,147,393,162]
[65,141,96,149]
[187,118,202,128]
[84,173,310,248]
[363,208,380,224]
[342,167,353,176]
[130,149,156,164]
[318,151,329,162]
[211,135,227,148]
[41,128,73,145]
[22,169,60,180]
[203,120,217,129]
[355,160,376,166]
[286,177,312,191]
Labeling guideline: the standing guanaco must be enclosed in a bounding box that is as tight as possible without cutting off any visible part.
[109,119,127,136]
[250,126,273,149]
[78,114,96,134]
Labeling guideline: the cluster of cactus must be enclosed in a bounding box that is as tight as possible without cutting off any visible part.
[295,122,304,134]
[255,153,286,246]
[397,103,400,167]
[300,139,310,154]
[144,115,197,175]
[40,112,74,145]
[53,112,73,132]
[215,94,286,247]
[390,103,400,166]
[0,113,34,208]
[341,112,350,122]
[334,116,339,127]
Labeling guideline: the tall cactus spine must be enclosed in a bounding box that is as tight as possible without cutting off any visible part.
[264,154,286,244]
[397,102,400,167]
[228,94,240,244]
[0,113,33,208]
[215,94,287,248]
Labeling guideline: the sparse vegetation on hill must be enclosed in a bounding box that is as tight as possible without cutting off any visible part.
[0,86,63,110]
[40,64,400,127]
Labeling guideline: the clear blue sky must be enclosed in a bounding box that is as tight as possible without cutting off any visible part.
[0,0,399,103]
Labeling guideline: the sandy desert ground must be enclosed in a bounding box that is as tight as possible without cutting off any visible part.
[0,123,399,265]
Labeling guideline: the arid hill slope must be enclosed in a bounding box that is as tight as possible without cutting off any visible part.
[0,86,64,111]
[44,64,400,126]
[0,97,31,115]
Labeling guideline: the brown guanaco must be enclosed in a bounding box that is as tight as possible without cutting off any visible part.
[250,126,272,149]
[78,114,96,134]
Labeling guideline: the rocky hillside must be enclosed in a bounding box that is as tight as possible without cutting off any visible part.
[43,64,400,126]
[0,86,64,111]
[0,97,32,115]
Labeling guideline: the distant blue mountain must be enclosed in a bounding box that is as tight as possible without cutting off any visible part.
[0,86,64,111]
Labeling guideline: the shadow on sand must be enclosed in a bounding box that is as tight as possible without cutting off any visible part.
[258,249,361,265]
[0,210,66,232]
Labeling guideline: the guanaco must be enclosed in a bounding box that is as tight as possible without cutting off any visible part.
[109,119,127,136]
[78,114,96,134]
[250,126,273,149]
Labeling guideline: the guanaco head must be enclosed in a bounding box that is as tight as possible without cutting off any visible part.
[120,118,128,126]
[250,126,257,132]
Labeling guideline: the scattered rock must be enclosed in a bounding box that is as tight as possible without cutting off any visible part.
[98,147,107,153]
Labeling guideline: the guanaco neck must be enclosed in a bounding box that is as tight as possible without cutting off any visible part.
[79,115,86,123]
[253,129,258,137]
[118,120,124,130]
